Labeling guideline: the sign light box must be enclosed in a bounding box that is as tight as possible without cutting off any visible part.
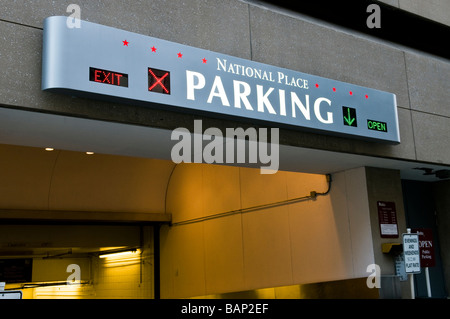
[42,16,400,144]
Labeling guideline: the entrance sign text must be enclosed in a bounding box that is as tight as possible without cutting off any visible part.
[402,233,421,274]
[89,67,128,87]
[412,228,435,268]
[377,201,399,238]
[42,16,400,144]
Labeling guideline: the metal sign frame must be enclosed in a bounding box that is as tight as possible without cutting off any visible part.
[42,16,400,144]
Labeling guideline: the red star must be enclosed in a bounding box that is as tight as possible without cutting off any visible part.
[177,52,183,58]
[123,40,129,46]
[202,58,207,64]
[315,83,319,88]
[151,46,157,52]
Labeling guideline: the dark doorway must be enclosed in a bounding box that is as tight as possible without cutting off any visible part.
[402,180,447,298]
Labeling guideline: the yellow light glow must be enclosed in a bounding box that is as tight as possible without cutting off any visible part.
[45,148,54,151]
[86,151,94,155]
[99,250,138,259]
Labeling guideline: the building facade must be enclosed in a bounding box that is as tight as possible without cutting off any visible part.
[0,0,449,299]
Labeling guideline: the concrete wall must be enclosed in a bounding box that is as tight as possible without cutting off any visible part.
[0,0,448,167]
[365,167,410,298]
[161,164,375,298]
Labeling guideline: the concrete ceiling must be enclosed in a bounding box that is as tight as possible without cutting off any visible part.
[0,106,448,258]
[0,106,448,182]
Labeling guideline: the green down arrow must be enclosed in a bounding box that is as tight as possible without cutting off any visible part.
[344,108,355,125]
[343,106,357,127]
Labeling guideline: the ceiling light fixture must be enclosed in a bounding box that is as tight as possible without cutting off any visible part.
[98,249,138,259]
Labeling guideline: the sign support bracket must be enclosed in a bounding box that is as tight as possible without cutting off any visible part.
[409,272,415,299]
[404,228,421,299]
[408,229,416,299]
[425,267,432,298]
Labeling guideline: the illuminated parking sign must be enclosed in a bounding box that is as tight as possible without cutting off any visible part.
[42,16,400,144]
[367,119,388,132]
[89,67,128,87]
[342,106,357,127]
[148,68,170,94]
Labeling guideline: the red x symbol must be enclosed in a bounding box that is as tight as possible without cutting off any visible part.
[148,68,170,94]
